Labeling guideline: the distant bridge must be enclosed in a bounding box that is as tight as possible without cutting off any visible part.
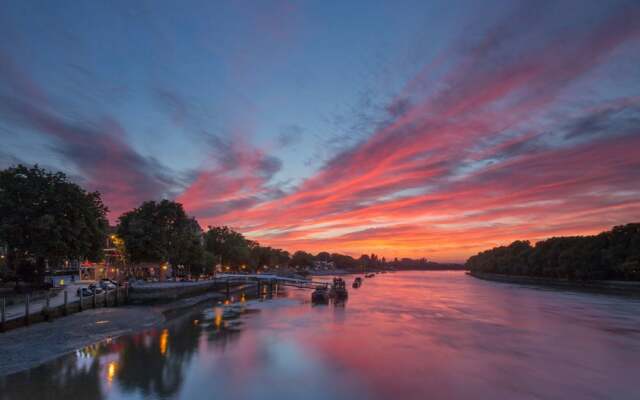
[214,274,328,289]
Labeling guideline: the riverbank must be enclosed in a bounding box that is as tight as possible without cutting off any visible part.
[0,290,226,377]
[468,271,640,296]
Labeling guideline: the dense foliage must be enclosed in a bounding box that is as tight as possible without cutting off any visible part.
[466,224,640,281]
[117,200,203,268]
[203,226,291,270]
[389,257,465,271]
[290,251,315,268]
[203,226,252,269]
[0,165,108,280]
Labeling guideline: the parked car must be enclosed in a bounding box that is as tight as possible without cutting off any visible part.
[88,284,104,295]
[77,287,93,297]
[98,279,117,291]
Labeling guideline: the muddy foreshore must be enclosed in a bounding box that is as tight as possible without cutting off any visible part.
[468,271,640,297]
[0,291,225,377]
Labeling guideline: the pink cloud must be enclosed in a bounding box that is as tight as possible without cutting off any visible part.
[182,6,640,261]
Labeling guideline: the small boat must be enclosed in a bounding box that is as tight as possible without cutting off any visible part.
[365,273,375,278]
[311,286,330,304]
[330,277,349,299]
[352,277,362,288]
[222,304,243,319]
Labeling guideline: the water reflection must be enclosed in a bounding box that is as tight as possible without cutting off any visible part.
[106,361,117,384]
[2,272,640,400]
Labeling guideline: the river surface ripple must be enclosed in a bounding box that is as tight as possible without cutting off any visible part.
[2,271,640,400]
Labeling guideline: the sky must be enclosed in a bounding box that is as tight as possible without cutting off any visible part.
[1,0,639,262]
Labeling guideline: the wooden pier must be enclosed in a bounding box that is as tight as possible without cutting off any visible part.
[215,274,329,289]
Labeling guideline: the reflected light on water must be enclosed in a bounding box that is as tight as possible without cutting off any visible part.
[107,361,117,383]
[214,309,223,328]
[159,329,169,355]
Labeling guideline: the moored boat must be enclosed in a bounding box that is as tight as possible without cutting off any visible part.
[330,277,349,299]
[222,305,242,319]
[311,286,330,304]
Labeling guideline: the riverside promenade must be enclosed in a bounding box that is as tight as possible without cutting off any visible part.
[2,282,86,322]
[1,274,316,332]
[1,283,130,332]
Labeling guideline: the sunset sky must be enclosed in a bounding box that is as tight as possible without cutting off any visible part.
[1,0,639,261]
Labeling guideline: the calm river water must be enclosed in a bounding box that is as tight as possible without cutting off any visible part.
[2,271,640,400]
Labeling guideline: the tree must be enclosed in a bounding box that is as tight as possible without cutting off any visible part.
[0,165,108,280]
[203,226,251,269]
[275,249,291,267]
[291,251,314,269]
[117,200,202,268]
[330,253,358,270]
[315,252,331,262]
[466,223,640,281]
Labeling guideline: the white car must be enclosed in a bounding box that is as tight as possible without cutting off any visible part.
[99,280,117,291]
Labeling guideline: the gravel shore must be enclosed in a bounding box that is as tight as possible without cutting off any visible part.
[0,291,224,377]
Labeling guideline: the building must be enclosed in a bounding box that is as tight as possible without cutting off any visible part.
[79,233,126,282]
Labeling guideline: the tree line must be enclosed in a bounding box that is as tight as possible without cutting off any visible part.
[0,165,460,282]
[466,224,640,281]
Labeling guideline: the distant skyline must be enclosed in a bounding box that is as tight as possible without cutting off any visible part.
[1,0,639,261]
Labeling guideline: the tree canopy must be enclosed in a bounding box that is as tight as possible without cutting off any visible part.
[203,226,252,268]
[0,164,108,279]
[117,200,202,267]
[466,224,640,281]
[291,250,314,268]
[203,226,291,270]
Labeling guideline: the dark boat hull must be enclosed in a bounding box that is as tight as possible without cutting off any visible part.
[311,290,330,304]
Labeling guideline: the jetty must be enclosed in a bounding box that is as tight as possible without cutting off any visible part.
[215,274,329,289]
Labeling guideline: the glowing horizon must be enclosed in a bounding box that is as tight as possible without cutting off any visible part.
[1,1,639,262]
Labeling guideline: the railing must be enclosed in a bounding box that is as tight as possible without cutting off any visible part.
[0,284,129,333]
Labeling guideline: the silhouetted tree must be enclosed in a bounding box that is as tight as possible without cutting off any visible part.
[466,224,640,281]
[0,165,108,280]
[117,200,202,269]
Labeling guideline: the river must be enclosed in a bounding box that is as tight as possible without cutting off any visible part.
[2,271,640,400]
